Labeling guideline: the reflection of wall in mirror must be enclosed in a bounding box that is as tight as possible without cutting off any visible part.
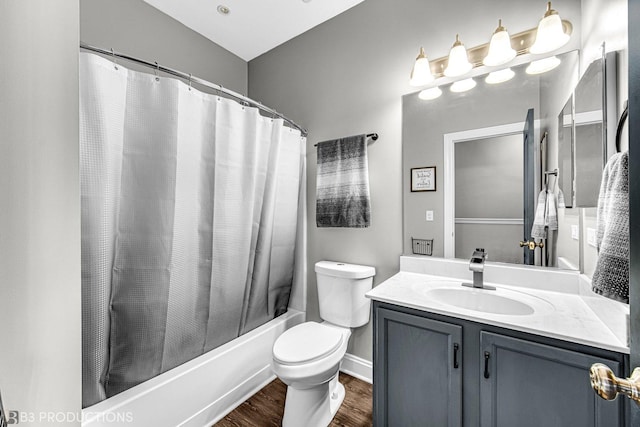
[454,134,523,264]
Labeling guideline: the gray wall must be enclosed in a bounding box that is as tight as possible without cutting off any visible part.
[454,134,523,264]
[248,0,581,361]
[455,134,523,219]
[81,0,248,95]
[0,1,81,425]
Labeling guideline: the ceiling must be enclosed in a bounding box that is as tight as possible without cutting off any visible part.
[143,0,366,61]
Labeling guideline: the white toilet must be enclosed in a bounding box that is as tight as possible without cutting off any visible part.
[272,261,375,427]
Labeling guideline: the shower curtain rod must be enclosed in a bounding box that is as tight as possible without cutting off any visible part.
[80,43,308,137]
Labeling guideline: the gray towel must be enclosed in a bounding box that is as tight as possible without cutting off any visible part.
[592,151,629,303]
[316,135,371,227]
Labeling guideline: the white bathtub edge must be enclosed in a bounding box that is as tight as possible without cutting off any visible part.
[82,309,305,427]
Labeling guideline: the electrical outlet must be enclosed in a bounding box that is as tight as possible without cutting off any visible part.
[426,210,434,221]
[571,225,579,240]
[587,228,597,248]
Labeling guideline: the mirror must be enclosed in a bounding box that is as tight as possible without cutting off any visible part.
[556,50,621,273]
[558,96,574,208]
[402,48,623,271]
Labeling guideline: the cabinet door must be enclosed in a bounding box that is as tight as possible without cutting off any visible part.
[480,331,624,427]
[374,307,462,427]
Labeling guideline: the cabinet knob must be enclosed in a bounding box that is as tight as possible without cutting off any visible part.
[590,363,640,405]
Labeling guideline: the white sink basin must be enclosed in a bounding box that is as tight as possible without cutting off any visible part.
[425,287,554,316]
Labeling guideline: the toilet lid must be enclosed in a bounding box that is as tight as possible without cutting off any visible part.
[273,322,344,365]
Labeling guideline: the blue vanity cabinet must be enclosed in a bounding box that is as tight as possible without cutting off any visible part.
[373,305,463,427]
[479,331,622,427]
[373,302,628,427]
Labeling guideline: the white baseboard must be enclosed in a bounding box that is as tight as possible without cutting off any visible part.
[340,353,373,384]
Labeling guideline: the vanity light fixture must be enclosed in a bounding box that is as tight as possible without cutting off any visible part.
[483,20,517,66]
[485,67,515,84]
[410,2,573,101]
[418,87,443,100]
[410,47,435,87]
[450,78,476,93]
[526,56,561,74]
[444,35,473,77]
[529,2,570,54]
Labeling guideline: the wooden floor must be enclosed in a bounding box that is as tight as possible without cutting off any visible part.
[215,373,372,427]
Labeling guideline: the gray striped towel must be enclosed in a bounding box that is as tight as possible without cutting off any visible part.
[316,135,371,228]
[592,151,629,303]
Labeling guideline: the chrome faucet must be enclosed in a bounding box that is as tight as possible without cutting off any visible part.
[462,248,495,290]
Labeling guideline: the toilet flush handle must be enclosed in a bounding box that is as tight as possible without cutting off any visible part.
[590,363,640,405]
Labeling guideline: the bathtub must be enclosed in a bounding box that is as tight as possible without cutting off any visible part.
[82,309,305,427]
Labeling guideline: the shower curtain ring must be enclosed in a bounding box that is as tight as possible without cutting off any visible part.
[188,73,192,91]
[154,61,160,81]
[110,48,118,70]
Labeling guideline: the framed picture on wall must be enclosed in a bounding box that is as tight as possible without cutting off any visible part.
[411,166,436,192]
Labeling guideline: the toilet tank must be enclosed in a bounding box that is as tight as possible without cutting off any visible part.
[315,261,376,328]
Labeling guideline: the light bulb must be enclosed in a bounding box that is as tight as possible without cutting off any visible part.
[526,56,561,74]
[450,78,476,93]
[529,2,570,54]
[444,35,473,77]
[419,87,443,100]
[410,47,435,87]
[485,68,515,84]
[483,20,517,67]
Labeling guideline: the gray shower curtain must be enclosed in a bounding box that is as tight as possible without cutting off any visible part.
[80,53,305,407]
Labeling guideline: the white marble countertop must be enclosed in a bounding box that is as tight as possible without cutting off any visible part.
[366,270,630,354]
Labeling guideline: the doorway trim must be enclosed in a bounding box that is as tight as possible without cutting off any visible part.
[443,120,540,258]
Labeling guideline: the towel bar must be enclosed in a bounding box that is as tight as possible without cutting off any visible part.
[313,133,378,147]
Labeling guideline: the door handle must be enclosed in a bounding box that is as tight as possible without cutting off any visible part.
[519,240,544,250]
[484,351,491,378]
[453,343,460,369]
[590,363,640,405]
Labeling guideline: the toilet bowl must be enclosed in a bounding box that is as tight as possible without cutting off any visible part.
[273,322,351,426]
[272,261,375,427]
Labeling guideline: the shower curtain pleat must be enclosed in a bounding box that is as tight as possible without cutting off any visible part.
[203,100,271,351]
[107,70,180,396]
[241,124,302,334]
[160,86,216,373]
[80,53,304,407]
[80,56,127,407]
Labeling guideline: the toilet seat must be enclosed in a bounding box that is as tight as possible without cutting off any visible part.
[273,322,344,365]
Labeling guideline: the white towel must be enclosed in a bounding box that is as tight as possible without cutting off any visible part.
[531,191,547,239]
[545,191,558,231]
[557,188,566,209]
[531,190,559,239]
